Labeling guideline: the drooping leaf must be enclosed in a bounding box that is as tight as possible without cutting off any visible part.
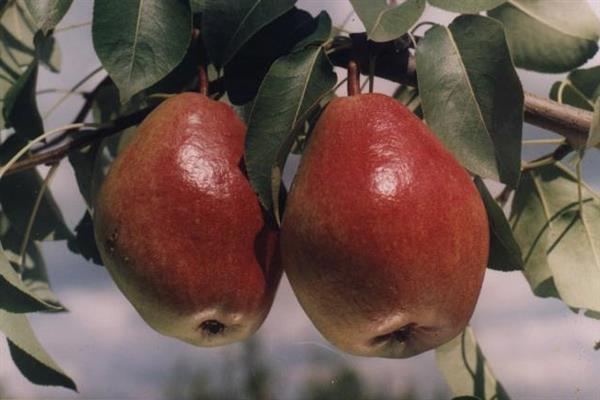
[549,66,600,112]
[436,326,510,400]
[428,0,505,13]
[0,310,76,390]
[510,164,600,314]
[2,61,43,139]
[474,177,522,271]
[0,240,61,313]
[416,15,523,188]
[225,8,331,105]
[67,212,103,266]
[24,0,73,35]
[33,31,61,73]
[488,1,600,73]
[0,136,72,242]
[202,0,296,68]
[292,11,332,51]
[245,47,336,213]
[92,0,192,102]
[349,0,425,42]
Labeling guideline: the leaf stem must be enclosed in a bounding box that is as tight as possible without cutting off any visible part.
[347,61,360,96]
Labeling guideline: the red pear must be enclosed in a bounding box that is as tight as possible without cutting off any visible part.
[281,91,489,358]
[94,93,281,346]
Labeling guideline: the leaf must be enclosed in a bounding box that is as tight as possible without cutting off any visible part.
[245,47,336,212]
[436,326,510,400]
[67,212,103,266]
[416,15,523,188]
[33,30,61,73]
[549,66,600,112]
[488,1,600,73]
[292,11,332,51]
[224,8,330,105]
[474,177,522,271]
[393,84,422,118]
[428,0,505,13]
[24,0,73,35]
[201,0,296,67]
[2,61,43,139]
[0,136,72,242]
[510,163,600,314]
[0,240,60,313]
[349,0,425,42]
[92,0,192,102]
[190,0,205,13]
[0,310,76,390]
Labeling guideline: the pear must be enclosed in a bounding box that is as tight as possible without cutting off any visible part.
[94,93,281,346]
[281,92,489,358]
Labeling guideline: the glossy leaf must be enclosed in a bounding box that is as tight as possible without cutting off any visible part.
[510,164,600,314]
[67,212,103,266]
[428,0,505,13]
[24,0,73,35]
[202,0,296,67]
[92,0,192,102]
[0,310,76,390]
[488,1,600,73]
[245,47,336,212]
[225,8,330,105]
[2,61,43,139]
[416,15,523,188]
[437,326,510,400]
[474,177,522,271]
[550,66,600,113]
[349,0,425,42]
[0,240,60,313]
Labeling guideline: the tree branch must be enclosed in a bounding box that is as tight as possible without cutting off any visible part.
[328,33,593,145]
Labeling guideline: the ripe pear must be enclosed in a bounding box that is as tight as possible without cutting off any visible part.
[281,93,489,358]
[94,93,281,346]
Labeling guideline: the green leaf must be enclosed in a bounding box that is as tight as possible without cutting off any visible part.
[2,61,43,139]
[92,0,192,102]
[24,0,73,35]
[201,0,296,67]
[510,164,600,314]
[488,1,600,73]
[0,136,72,242]
[225,8,330,105]
[190,0,205,13]
[0,310,76,390]
[437,326,510,400]
[349,0,425,42]
[292,11,332,51]
[428,0,505,13]
[549,66,600,120]
[67,212,103,266]
[416,15,523,188]
[0,240,60,313]
[245,47,336,213]
[33,30,61,73]
[393,84,422,118]
[474,177,522,271]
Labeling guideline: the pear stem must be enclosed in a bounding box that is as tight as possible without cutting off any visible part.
[347,61,360,96]
[199,65,208,96]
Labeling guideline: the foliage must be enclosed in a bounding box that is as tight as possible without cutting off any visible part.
[0,0,598,397]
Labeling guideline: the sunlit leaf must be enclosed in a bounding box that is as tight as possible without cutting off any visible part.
[92,0,192,102]
[416,15,523,187]
[437,326,510,400]
[245,47,336,213]
[474,177,522,271]
[202,0,296,67]
[349,0,425,42]
[24,0,73,35]
[428,0,505,13]
[0,310,76,390]
[488,1,600,73]
[511,163,600,314]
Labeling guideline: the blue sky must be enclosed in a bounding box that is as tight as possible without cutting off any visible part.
[2,1,600,399]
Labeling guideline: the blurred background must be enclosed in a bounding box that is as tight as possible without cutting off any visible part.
[1,1,600,399]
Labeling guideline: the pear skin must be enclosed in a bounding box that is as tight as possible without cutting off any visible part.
[281,93,488,358]
[94,93,281,346]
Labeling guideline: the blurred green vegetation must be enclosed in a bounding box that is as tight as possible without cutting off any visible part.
[163,337,448,400]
